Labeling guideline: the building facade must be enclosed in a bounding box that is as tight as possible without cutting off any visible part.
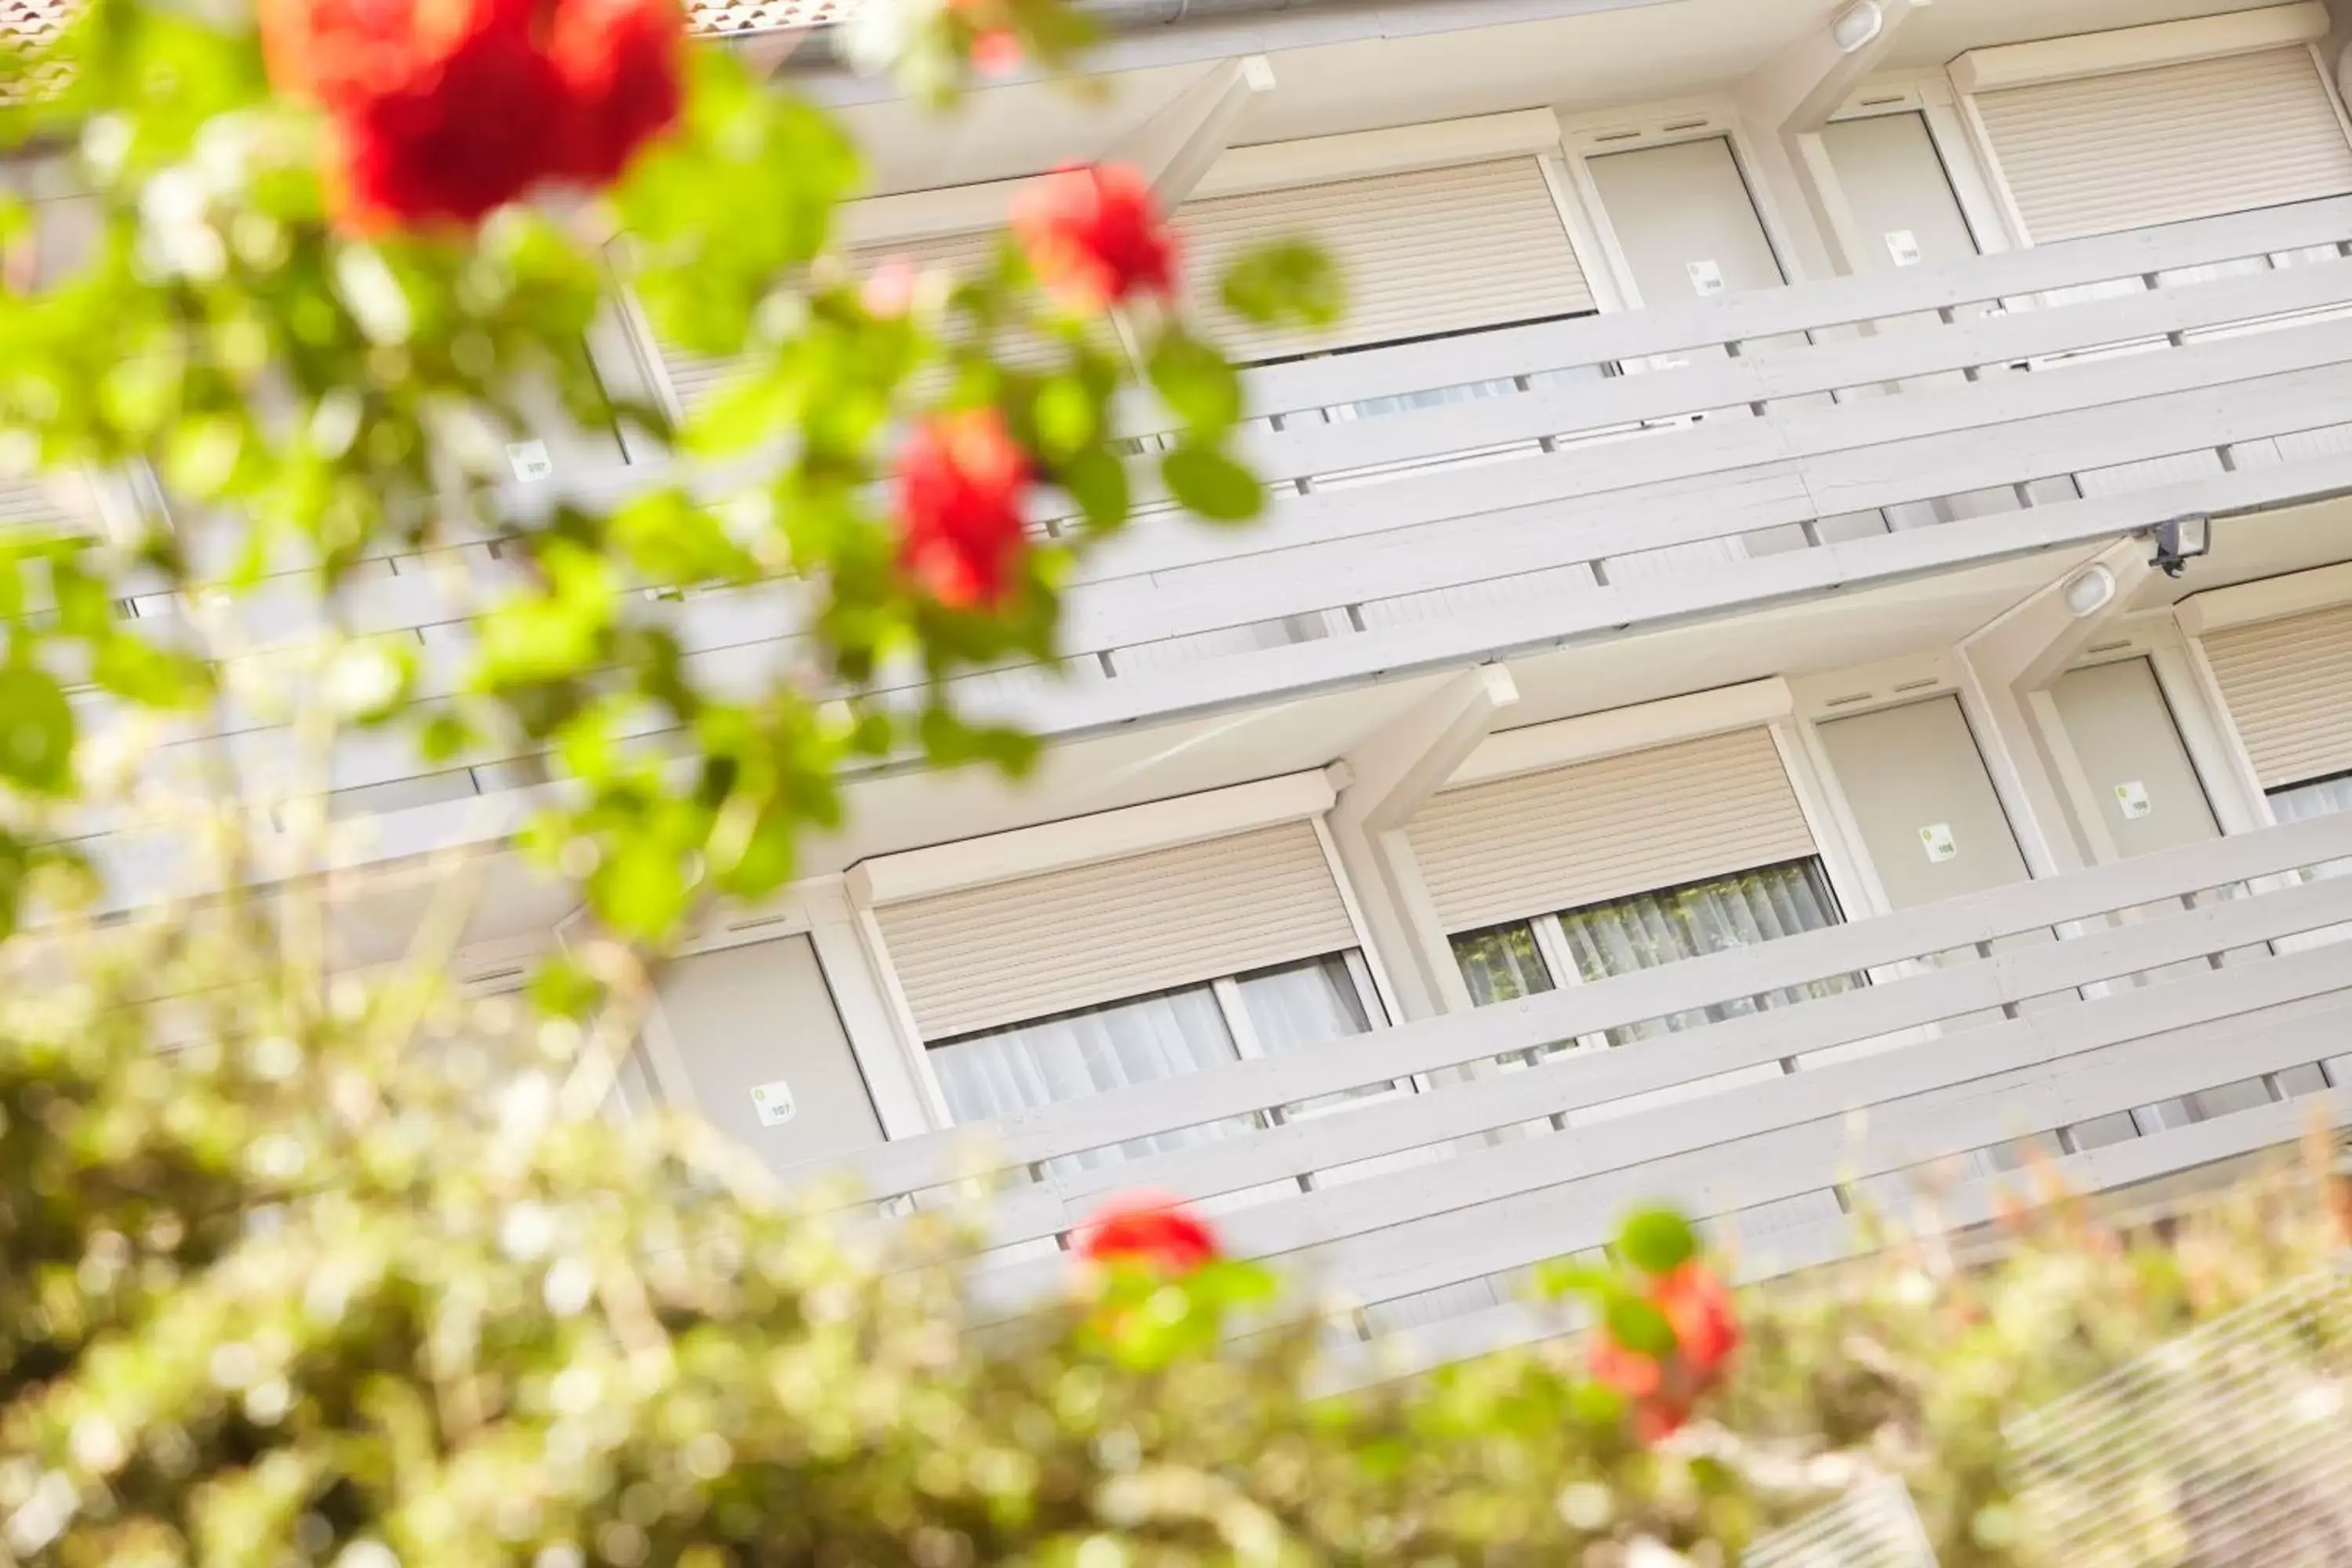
[25,0,2352,1367]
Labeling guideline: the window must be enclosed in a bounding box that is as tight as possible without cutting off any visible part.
[1450,858,1859,1045]
[2269,772,2352,879]
[926,950,1387,1174]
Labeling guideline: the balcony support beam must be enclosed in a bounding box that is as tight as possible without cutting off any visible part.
[1116,55,1276,209]
[1327,664,1519,1021]
[1733,0,1933,278]
[1958,539,2157,877]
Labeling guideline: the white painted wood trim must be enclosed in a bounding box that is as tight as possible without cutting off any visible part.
[2313,39,2352,150]
[1312,813,1406,1028]
[847,768,1336,906]
[1916,93,2014,256]
[2140,622,2271,838]
[848,901,956,1129]
[2176,560,2352,634]
[1187,109,1563,201]
[1534,152,1625,315]
[800,894,941,1141]
[1951,3,2330,95]
[1947,69,2033,249]
[1446,678,1794,788]
[1769,718,1878,924]
[837,177,1040,249]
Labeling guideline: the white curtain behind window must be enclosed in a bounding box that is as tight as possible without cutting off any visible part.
[1235,953,1374,1049]
[2269,777,2352,1086]
[1556,861,1857,1046]
[1452,923,1555,1007]
[929,985,1249,1174]
[2270,774,2352,876]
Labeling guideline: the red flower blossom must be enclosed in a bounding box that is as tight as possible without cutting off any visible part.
[1078,1192,1219,1274]
[333,21,572,230]
[259,0,683,231]
[1653,1261,1739,1375]
[1011,163,1180,312]
[894,408,1033,610]
[546,0,685,186]
[1588,1261,1740,1442]
[946,0,1021,74]
[1586,1334,1663,1401]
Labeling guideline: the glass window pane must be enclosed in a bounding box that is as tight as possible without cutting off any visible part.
[1554,859,1860,1047]
[1237,952,1394,1114]
[1452,922,1555,1006]
[928,985,1247,1173]
[1235,953,1374,1054]
[2269,773,2352,878]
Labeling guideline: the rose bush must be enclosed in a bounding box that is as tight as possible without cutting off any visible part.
[3,0,2350,1564]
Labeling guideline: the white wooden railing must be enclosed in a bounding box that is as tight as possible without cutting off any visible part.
[790,811,2352,1377]
[91,198,2352,832]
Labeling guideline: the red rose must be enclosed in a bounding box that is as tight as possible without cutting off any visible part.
[1653,1261,1739,1375]
[260,0,683,231]
[546,0,685,185]
[334,20,572,230]
[895,408,1033,610]
[1586,1334,1662,1401]
[256,0,492,107]
[1587,1261,1739,1443]
[1011,163,1179,312]
[1078,1192,1218,1274]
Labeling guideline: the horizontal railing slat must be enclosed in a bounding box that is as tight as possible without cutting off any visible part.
[964,942,2352,1319]
[808,812,2352,1200]
[1123,197,2352,426]
[958,441,2352,742]
[1214,256,2352,488]
[1312,1087,2352,1389]
[963,869,2352,1250]
[1290,988,2352,1316]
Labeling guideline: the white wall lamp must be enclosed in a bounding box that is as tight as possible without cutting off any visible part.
[1831,0,1884,53]
[2147,514,2213,579]
[2063,564,2117,618]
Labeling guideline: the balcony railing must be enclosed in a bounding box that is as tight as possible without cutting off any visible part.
[793,811,2352,1380]
[85,197,2352,850]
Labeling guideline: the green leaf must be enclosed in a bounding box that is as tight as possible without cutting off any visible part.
[0,665,74,795]
[416,710,479,764]
[1160,446,1263,524]
[1535,1259,1615,1301]
[1617,1207,1697,1276]
[1219,238,1344,331]
[0,829,25,942]
[1604,1295,1676,1358]
[1058,447,1129,535]
[588,834,693,941]
[1146,330,1240,435]
[89,632,207,709]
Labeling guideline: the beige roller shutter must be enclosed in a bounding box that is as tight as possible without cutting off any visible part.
[877,821,1357,1040]
[2202,604,2352,788]
[1407,728,1816,934]
[645,227,1080,419]
[1974,47,2352,244]
[1178,158,1593,365]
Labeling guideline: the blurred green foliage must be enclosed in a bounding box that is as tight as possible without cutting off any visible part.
[0,4,2345,1566]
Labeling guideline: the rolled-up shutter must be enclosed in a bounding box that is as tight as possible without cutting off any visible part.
[1177,158,1593,365]
[1973,48,2352,244]
[877,822,1356,1040]
[641,228,1077,419]
[0,468,96,533]
[1406,728,1815,933]
[2202,604,2352,788]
